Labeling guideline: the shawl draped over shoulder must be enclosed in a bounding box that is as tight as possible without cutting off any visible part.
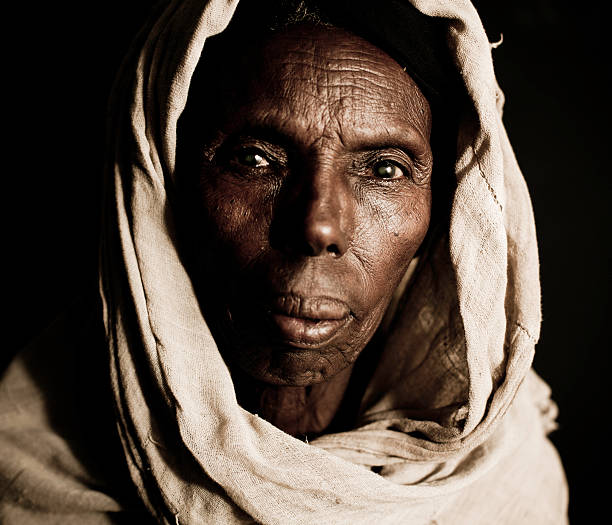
[0,0,569,523]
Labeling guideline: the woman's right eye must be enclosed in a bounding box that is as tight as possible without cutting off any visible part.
[234,148,270,168]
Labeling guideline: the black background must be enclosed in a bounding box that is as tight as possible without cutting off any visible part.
[5,1,609,522]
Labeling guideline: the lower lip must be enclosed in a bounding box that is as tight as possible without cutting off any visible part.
[270,313,350,348]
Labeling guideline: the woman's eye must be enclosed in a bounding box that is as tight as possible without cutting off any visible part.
[372,160,405,180]
[236,148,269,168]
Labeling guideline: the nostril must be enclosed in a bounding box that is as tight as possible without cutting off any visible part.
[326,244,340,256]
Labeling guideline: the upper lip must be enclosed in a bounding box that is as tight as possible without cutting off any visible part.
[270,294,350,320]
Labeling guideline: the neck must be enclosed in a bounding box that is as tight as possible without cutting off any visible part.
[233,365,355,438]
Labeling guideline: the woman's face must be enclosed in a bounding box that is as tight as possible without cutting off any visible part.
[179,25,433,386]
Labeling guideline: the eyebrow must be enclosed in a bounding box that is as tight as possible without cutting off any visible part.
[344,123,431,156]
[222,117,430,158]
[220,123,295,148]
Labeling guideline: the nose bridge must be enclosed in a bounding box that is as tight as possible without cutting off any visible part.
[307,159,341,219]
[274,155,351,258]
[304,160,347,254]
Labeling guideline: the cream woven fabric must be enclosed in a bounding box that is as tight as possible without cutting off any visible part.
[1,1,568,523]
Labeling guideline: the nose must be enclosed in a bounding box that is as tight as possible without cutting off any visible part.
[271,165,351,258]
[302,195,348,256]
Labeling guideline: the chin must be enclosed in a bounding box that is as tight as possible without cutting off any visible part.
[227,342,360,387]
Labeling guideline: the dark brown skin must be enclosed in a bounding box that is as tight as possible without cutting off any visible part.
[177,25,433,437]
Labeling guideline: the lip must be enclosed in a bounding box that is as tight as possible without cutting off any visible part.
[267,294,351,348]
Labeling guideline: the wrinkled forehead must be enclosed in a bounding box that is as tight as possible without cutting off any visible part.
[265,28,427,110]
[191,24,432,139]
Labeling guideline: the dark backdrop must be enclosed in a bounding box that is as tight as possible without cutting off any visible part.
[5,1,609,522]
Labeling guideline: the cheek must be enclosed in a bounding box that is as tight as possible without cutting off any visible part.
[387,189,432,247]
[355,186,431,301]
[198,175,273,265]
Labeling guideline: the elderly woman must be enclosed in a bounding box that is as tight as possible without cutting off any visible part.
[0,0,568,523]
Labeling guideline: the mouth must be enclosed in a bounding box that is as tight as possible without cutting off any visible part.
[267,294,352,348]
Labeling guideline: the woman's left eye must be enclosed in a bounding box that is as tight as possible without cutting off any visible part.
[372,160,405,180]
[236,148,269,168]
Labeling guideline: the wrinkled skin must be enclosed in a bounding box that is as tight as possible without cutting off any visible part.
[177,25,432,436]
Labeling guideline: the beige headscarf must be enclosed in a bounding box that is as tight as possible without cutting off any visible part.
[0,1,568,523]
